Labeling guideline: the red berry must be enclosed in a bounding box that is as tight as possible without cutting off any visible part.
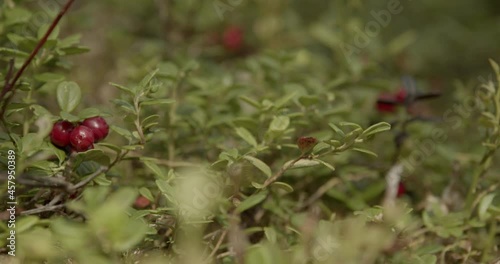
[82,116,109,142]
[50,120,75,147]
[397,182,406,197]
[134,196,151,209]
[297,136,318,153]
[376,94,397,113]
[222,26,244,52]
[395,88,407,103]
[70,125,95,152]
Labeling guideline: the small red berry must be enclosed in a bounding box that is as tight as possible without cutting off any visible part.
[50,120,75,147]
[376,94,397,113]
[70,125,95,152]
[222,26,244,52]
[397,182,406,197]
[395,88,407,103]
[134,196,151,209]
[297,136,318,154]
[82,116,109,142]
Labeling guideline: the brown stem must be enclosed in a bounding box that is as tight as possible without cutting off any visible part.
[262,155,305,188]
[20,204,65,215]
[205,229,228,262]
[71,166,108,190]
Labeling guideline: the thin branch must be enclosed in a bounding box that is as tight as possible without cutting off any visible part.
[0,0,77,115]
[71,166,108,190]
[2,60,14,94]
[298,177,340,210]
[205,229,228,263]
[1,173,72,189]
[262,155,305,188]
[20,204,65,215]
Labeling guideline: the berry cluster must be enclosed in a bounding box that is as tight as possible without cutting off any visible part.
[50,116,109,153]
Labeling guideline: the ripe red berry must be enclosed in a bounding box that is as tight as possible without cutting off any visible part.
[134,196,151,209]
[297,136,318,154]
[222,26,244,52]
[81,116,109,142]
[376,94,397,113]
[50,120,75,147]
[397,182,406,197]
[70,125,95,152]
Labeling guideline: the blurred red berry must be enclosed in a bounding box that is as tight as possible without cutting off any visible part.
[297,136,318,153]
[397,182,406,197]
[82,116,109,142]
[222,26,244,52]
[395,88,407,103]
[376,94,397,113]
[134,196,151,209]
[70,125,95,152]
[50,120,75,147]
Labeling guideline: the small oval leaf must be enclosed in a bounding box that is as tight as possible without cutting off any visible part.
[57,81,81,113]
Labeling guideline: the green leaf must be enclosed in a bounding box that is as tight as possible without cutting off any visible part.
[139,187,155,201]
[59,111,80,122]
[352,147,378,157]
[34,73,65,83]
[141,115,161,130]
[263,227,277,243]
[239,96,261,108]
[275,92,297,109]
[5,7,32,25]
[111,99,136,114]
[236,190,268,213]
[0,47,30,58]
[285,159,321,169]
[339,122,362,129]
[75,149,110,166]
[140,98,175,106]
[139,69,159,88]
[59,46,90,55]
[269,116,290,132]
[314,159,335,171]
[92,174,112,185]
[143,160,166,179]
[328,123,345,137]
[78,108,101,119]
[109,82,135,95]
[478,194,496,221]
[97,143,122,155]
[111,125,133,140]
[298,95,319,107]
[155,180,175,203]
[243,155,272,178]
[56,81,81,113]
[16,216,39,233]
[270,182,294,193]
[158,62,179,77]
[361,122,391,138]
[37,24,59,40]
[235,127,258,147]
[489,59,500,76]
